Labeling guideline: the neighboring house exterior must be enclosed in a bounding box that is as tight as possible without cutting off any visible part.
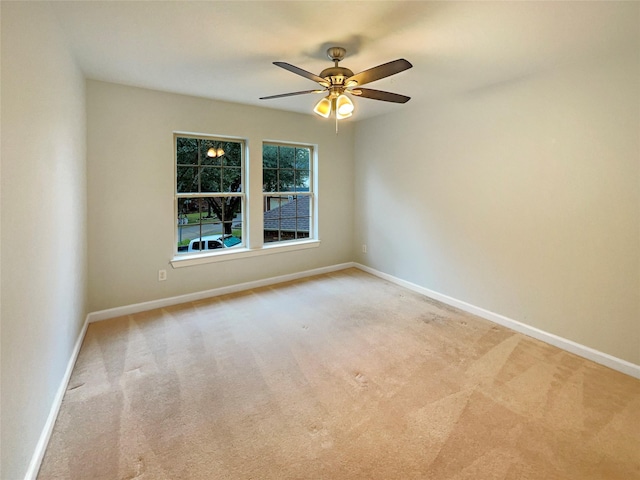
[263,195,310,242]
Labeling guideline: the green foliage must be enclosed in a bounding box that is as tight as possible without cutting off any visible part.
[263,145,310,193]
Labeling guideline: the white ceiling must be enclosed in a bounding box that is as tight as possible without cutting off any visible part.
[50,1,638,120]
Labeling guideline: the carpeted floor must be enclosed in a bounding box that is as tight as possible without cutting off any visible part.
[38,268,640,479]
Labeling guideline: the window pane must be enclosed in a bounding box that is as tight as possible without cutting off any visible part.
[176,137,199,165]
[279,146,295,169]
[200,199,218,225]
[263,145,278,168]
[296,170,310,190]
[263,195,310,243]
[177,216,203,252]
[223,142,242,167]
[177,166,198,193]
[177,198,200,226]
[209,196,242,236]
[176,196,242,254]
[263,168,278,192]
[278,169,295,192]
[222,168,242,192]
[200,167,221,192]
[263,195,285,243]
[201,139,223,166]
[295,148,310,169]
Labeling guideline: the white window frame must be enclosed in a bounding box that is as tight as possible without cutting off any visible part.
[173,133,246,260]
[262,141,316,246]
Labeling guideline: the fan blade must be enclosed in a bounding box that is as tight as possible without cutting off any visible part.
[346,59,412,87]
[350,88,410,103]
[260,89,325,100]
[273,62,330,87]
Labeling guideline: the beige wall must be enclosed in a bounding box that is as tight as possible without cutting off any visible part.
[0,3,88,479]
[86,81,354,312]
[354,50,640,364]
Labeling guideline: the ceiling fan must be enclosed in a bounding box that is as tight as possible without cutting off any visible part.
[260,47,412,121]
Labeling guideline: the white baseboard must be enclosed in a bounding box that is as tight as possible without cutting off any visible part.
[87,262,356,323]
[355,263,640,380]
[24,315,90,480]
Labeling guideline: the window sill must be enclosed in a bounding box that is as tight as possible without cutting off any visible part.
[170,239,321,268]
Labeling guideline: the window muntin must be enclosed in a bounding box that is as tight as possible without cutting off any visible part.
[263,143,314,244]
[176,135,244,255]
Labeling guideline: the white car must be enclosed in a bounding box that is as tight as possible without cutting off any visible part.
[182,234,241,253]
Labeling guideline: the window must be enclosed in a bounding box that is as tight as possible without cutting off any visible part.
[263,143,314,244]
[172,135,317,266]
[175,135,244,255]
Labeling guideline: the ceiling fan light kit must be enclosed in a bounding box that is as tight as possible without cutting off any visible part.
[260,46,412,124]
[313,97,332,118]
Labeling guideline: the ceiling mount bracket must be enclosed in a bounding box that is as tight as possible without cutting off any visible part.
[326,47,346,63]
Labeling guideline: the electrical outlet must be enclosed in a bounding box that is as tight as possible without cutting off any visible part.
[158,269,167,281]
[362,244,367,254]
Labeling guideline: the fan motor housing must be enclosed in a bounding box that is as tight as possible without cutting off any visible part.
[319,66,354,85]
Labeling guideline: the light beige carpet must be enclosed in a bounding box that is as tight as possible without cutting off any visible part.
[39,268,640,479]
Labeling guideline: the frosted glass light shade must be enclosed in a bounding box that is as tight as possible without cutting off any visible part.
[313,97,332,118]
[336,94,354,116]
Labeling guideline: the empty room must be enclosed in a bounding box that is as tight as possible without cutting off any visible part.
[1,1,639,479]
